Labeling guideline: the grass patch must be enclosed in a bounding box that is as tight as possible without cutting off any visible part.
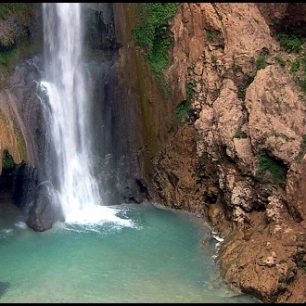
[133,3,178,84]
[256,153,286,186]
[255,55,267,70]
[278,33,304,53]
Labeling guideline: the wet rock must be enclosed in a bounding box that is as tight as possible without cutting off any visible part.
[26,182,64,232]
[11,162,37,209]
[83,4,118,51]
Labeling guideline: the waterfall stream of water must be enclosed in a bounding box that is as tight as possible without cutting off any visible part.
[40,3,131,226]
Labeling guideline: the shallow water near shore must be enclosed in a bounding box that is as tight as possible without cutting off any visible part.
[0,198,258,303]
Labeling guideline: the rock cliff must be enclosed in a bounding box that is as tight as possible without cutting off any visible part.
[135,3,306,303]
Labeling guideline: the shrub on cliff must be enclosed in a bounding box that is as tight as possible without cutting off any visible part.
[133,3,178,81]
[256,154,286,186]
[278,33,304,53]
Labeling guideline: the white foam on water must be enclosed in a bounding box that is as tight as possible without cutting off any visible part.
[15,222,27,229]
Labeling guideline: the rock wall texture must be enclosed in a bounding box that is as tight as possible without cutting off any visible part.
[0,4,48,230]
[145,3,306,303]
[0,4,42,170]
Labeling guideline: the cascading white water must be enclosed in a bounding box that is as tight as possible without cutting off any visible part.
[41,3,132,227]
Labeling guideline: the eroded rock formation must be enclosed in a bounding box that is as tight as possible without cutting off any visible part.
[144,3,306,303]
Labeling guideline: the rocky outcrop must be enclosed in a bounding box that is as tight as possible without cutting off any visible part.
[147,3,306,303]
[0,4,51,231]
[26,182,64,232]
[0,92,26,174]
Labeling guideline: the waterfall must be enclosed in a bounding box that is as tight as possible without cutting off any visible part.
[40,3,131,227]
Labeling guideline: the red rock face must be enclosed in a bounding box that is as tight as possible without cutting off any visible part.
[145,3,306,303]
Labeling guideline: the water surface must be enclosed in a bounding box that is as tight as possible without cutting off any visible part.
[0,199,258,303]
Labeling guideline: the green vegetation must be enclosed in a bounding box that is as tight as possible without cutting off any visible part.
[0,48,18,65]
[220,150,231,163]
[256,153,286,186]
[290,58,300,72]
[293,251,306,269]
[206,30,213,42]
[275,55,286,68]
[289,55,306,94]
[186,81,195,102]
[255,55,267,70]
[0,38,41,73]
[295,134,306,162]
[205,28,223,48]
[0,3,31,24]
[276,30,306,95]
[237,88,245,100]
[2,150,14,170]
[299,76,306,91]
[174,99,192,123]
[173,80,194,126]
[133,3,178,82]
[278,33,304,53]
[234,128,247,139]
